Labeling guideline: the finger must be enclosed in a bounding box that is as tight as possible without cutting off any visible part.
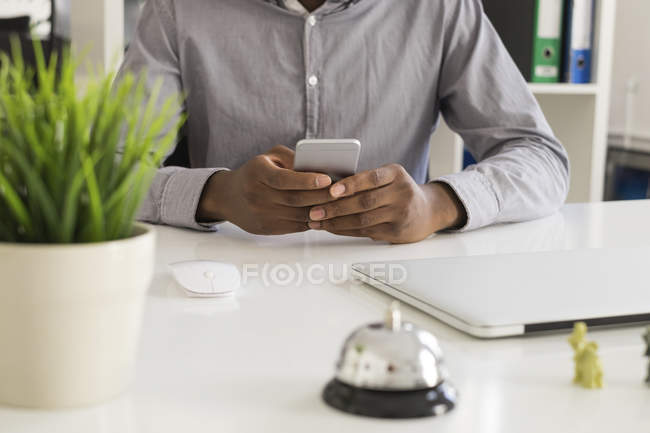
[265,145,295,169]
[309,206,393,231]
[258,157,331,190]
[308,187,391,221]
[273,188,337,207]
[328,164,405,198]
[320,223,394,241]
[272,206,311,223]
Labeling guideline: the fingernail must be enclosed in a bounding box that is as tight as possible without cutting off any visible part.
[316,175,331,188]
[308,221,322,230]
[310,208,325,221]
[331,184,345,197]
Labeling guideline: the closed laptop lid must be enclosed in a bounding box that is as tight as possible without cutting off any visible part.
[352,247,650,337]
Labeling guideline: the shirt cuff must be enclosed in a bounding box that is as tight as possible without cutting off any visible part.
[160,167,228,231]
[433,170,501,232]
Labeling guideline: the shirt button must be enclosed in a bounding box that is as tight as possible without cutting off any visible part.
[308,15,317,26]
[308,75,319,87]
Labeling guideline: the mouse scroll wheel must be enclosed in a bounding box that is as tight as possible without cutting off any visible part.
[203,271,215,280]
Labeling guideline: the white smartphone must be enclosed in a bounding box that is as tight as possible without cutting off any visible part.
[293,138,361,181]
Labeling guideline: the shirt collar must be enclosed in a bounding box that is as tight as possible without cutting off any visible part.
[283,0,309,15]
[265,0,362,16]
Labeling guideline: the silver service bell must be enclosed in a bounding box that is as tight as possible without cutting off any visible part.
[322,302,457,418]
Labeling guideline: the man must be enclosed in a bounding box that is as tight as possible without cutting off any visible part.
[120,0,569,244]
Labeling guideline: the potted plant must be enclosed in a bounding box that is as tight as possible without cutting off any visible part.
[0,40,183,408]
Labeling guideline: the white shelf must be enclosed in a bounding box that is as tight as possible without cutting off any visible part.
[528,83,600,96]
[429,0,617,204]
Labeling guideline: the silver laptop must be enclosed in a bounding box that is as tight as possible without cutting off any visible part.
[352,247,650,338]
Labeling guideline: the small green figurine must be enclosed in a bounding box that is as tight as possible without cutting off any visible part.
[643,326,650,386]
[568,322,603,389]
[568,322,587,385]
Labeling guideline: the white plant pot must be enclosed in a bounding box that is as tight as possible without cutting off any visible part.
[0,224,155,409]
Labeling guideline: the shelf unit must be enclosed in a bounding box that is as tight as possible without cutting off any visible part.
[429,0,617,203]
[528,83,600,95]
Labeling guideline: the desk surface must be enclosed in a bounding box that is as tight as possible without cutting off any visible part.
[3,200,650,433]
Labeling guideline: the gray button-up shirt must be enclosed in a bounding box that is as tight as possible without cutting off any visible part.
[120,0,569,232]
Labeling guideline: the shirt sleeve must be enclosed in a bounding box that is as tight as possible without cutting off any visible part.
[434,0,570,232]
[117,0,224,231]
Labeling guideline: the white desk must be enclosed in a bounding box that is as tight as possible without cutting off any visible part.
[3,201,650,432]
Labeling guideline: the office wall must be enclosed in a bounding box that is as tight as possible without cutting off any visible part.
[608,0,650,143]
[54,0,142,43]
[54,0,70,38]
[69,0,123,73]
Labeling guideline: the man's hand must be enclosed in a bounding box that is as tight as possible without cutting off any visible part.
[307,164,467,244]
[197,146,333,235]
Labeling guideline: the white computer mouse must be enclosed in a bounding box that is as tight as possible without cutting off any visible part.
[169,260,241,298]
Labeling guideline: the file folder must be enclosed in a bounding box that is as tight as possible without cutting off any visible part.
[482,0,536,82]
[532,0,565,83]
[563,0,595,83]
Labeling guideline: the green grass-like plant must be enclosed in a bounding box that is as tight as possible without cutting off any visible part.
[0,39,184,243]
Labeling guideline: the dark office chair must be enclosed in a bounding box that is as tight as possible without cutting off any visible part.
[164,133,191,168]
[0,15,31,34]
[0,0,65,71]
